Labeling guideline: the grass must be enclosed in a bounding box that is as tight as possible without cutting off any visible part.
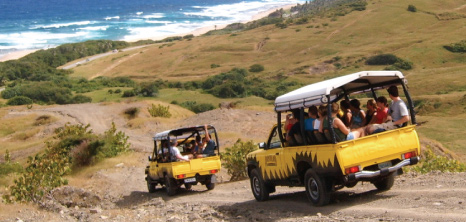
[81,87,134,103]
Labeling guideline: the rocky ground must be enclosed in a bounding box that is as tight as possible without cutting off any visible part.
[1,103,465,221]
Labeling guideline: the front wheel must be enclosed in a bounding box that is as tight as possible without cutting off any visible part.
[304,169,330,206]
[373,173,395,191]
[146,177,157,193]
[205,182,215,190]
[250,169,270,201]
[165,176,177,196]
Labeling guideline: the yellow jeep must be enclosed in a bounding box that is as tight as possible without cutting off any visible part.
[145,125,221,196]
[247,71,421,206]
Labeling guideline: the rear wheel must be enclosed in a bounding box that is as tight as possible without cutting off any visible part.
[373,173,395,191]
[205,182,215,190]
[185,183,192,190]
[304,169,330,206]
[146,177,157,193]
[165,176,177,196]
[250,169,270,201]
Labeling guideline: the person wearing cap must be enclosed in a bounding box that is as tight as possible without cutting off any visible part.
[366,85,410,134]
[169,139,191,161]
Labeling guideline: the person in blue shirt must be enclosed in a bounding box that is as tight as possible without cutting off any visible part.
[304,105,318,132]
[196,124,216,158]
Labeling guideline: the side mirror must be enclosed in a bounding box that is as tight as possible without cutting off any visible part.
[258,142,266,149]
[148,156,152,162]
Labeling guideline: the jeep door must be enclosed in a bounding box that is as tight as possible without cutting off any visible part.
[260,126,285,181]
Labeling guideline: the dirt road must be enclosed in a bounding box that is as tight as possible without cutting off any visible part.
[1,103,465,221]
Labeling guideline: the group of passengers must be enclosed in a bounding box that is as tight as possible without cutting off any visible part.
[285,85,410,145]
[159,124,216,162]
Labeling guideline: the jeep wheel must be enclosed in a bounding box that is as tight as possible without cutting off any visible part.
[185,183,192,190]
[205,181,215,190]
[165,176,177,196]
[373,173,395,191]
[146,177,157,193]
[304,169,330,206]
[250,169,270,201]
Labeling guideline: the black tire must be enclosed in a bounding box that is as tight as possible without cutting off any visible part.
[165,176,177,196]
[185,183,192,190]
[304,169,330,206]
[146,177,157,193]
[373,173,395,191]
[205,181,215,190]
[250,169,270,201]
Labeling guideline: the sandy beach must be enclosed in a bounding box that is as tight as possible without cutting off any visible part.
[0,4,295,62]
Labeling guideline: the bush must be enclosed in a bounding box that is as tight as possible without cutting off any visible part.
[180,101,215,113]
[3,122,130,203]
[366,54,398,65]
[34,115,54,126]
[407,5,417,12]
[444,40,466,53]
[249,64,265,73]
[71,95,92,104]
[147,104,172,118]
[124,107,140,118]
[221,139,257,181]
[211,64,221,68]
[412,149,466,173]
[114,89,122,94]
[122,90,136,97]
[6,96,33,105]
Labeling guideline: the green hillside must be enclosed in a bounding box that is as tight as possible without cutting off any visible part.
[1,0,465,159]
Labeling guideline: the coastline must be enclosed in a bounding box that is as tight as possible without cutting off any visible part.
[0,4,295,62]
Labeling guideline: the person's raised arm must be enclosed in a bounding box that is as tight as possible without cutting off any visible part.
[204,124,211,142]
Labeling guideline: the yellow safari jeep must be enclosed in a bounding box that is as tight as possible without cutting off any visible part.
[145,125,221,196]
[247,71,421,206]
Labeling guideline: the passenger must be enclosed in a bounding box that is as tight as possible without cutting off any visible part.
[286,109,303,146]
[318,104,328,133]
[349,99,366,129]
[313,104,328,143]
[304,106,318,132]
[366,86,410,134]
[284,113,297,133]
[364,99,377,126]
[339,100,352,127]
[169,140,191,161]
[324,102,364,141]
[370,96,389,124]
[197,125,216,158]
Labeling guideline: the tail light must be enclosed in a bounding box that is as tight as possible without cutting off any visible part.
[176,174,186,179]
[345,166,360,174]
[402,151,417,160]
[210,169,218,174]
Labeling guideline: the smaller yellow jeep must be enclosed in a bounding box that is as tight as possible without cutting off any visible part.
[145,125,221,196]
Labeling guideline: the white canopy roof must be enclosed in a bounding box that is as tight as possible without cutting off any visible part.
[274,71,405,112]
[153,125,214,141]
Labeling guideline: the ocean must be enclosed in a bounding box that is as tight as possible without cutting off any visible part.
[0,0,305,55]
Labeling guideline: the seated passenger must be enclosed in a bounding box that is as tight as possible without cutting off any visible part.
[313,104,328,144]
[169,140,191,161]
[197,125,216,158]
[370,96,389,124]
[323,102,364,141]
[304,106,318,132]
[364,99,377,126]
[286,109,303,146]
[339,100,352,128]
[366,86,410,134]
[349,99,366,129]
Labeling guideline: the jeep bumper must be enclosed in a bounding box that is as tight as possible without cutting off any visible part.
[347,156,420,181]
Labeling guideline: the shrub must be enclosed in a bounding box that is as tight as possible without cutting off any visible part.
[34,115,53,126]
[108,89,113,94]
[180,101,215,113]
[124,107,140,118]
[443,40,466,53]
[249,64,264,73]
[412,148,466,173]
[0,162,23,177]
[6,96,33,105]
[114,89,122,93]
[221,139,257,181]
[148,104,172,118]
[366,54,398,65]
[3,122,130,203]
[211,64,221,68]
[122,90,136,97]
[71,95,92,103]
[407,5,417,12]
